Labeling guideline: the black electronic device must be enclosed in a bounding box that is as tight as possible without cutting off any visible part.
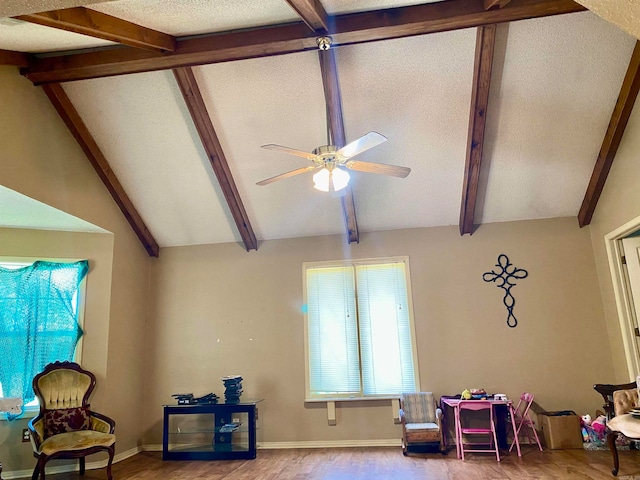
[171,392,218,405]
[172,393,194,405]
[194,393,218,404]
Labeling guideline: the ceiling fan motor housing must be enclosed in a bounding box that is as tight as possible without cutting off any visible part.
[312,145,343,170]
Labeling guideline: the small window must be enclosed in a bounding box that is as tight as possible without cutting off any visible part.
[303,257,420,400]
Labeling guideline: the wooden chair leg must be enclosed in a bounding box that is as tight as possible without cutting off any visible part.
[106,447,115,480]
[31,456,47,480]
[608,431,620,476]
[401,429,408,456]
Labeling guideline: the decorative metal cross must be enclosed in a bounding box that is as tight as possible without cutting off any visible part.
[483,254,528,328]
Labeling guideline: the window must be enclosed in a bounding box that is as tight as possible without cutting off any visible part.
[0,258,87,415]
[304,257,419,400]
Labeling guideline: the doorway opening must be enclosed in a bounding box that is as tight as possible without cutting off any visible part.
[606,215,640,379]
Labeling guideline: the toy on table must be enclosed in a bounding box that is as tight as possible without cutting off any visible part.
[461,388,487,400]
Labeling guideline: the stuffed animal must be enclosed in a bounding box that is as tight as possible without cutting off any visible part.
[581,426,589,442]
[580,413,607,443]
[0,397,23,416]
[592,415,607,437]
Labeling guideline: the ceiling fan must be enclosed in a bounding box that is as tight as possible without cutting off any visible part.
[256,132,411,192]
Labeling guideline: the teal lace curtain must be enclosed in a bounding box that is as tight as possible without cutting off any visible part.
[0,260,88,417]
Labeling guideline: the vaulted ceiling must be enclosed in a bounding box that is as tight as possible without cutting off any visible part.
[1,0,639,257]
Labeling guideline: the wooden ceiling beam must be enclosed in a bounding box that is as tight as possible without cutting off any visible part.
[578,40,640,227]
[319,49,359,244]
[173,67,258,251]
[285,0,329,32]
[485,0,512,9]
[0,49,30,67]
[42,83,160,257]
[23,0,585,85]
[459,24,497,235]
[17,7,175,52]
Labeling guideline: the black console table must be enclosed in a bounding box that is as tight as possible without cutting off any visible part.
[162,399,263,460]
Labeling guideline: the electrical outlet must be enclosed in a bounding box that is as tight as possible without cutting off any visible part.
[22,429,30,442]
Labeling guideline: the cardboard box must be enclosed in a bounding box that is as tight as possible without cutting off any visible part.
[540,411,583,449]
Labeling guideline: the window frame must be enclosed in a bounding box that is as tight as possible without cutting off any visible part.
[0,256,87,418]
[303,256,421,402]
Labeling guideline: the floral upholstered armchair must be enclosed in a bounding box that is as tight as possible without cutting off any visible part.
[28,361,116,480]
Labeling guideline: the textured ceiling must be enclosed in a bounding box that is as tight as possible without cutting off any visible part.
[576,0,640,41]
[91,0,300,36]
[479,13,633,223]
[0,1,637,248]
[0,1,114,18]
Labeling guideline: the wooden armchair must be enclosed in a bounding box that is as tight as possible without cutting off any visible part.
[594,382,639,476]
[399,392,444,455]
[28,361,116,480]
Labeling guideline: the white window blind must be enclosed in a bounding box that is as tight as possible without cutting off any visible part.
[307,266,360,395]
[305,257,418,399]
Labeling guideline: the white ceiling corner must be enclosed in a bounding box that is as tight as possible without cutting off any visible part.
[0,185,108,233]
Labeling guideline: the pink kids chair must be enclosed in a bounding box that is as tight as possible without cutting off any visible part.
[509,392,543,451]
[456,400,500,461]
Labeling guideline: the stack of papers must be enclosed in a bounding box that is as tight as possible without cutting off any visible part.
[222,375,243,403]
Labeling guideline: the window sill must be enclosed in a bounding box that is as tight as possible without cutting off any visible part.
[0,407,38,421]
[305,395,400,403]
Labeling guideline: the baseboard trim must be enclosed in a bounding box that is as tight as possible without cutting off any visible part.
[143,443,163,452]
[259,439,401,449]
[141,440,402,452]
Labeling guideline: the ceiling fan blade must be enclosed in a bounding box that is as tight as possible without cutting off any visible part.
[345,160,411,178]
[337,132,387,159]
[256,165,320,186]
[261,144,317,160]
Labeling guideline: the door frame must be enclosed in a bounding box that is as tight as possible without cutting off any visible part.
[606,214,640,379]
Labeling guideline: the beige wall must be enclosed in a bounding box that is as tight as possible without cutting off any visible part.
[588,97,640,382]
[0,227,113,469]
[0,65,152,472]
[144,217,608,445]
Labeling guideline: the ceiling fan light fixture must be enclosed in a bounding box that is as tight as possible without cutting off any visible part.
[331,167,350,191]
[313,168,331,192]
[313,167,350,192]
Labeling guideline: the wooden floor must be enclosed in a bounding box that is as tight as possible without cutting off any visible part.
[42,446,640,480]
